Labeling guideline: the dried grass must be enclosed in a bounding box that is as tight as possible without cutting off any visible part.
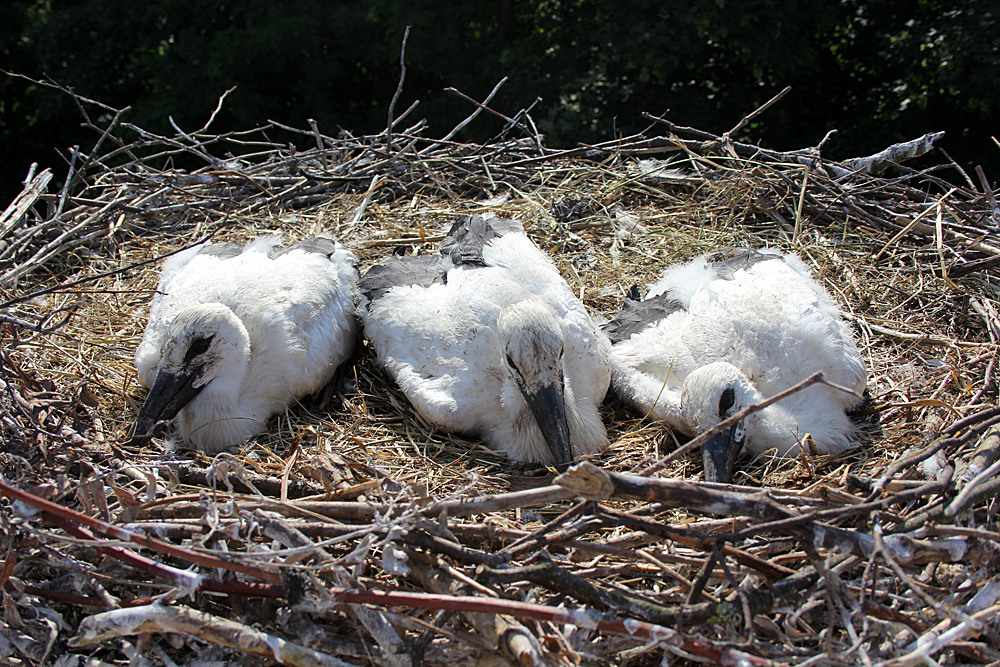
[1,91,998,666]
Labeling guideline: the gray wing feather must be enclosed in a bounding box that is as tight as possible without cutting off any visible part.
[706,248,780,280]
[359,254,448,305]
[197,242,244,259]
[268,236,342,259]
[439,214,524,266]
[603,291,686,344]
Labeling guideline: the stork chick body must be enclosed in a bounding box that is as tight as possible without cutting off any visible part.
[359,214,611,466]
[133,236,358,451]
[605,248,867,482]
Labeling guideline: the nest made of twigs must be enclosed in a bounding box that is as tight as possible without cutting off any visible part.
[1,104,998,666]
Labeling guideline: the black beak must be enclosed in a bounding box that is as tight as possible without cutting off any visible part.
[523,385,574,468]
[130,367,203,445]
[702,422,746,484]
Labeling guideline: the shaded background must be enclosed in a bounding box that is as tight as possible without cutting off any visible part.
[1,0,997,202]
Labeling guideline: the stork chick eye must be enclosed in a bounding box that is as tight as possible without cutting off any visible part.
[185,336,213,362]
[719,386,735,417]
[505,353,530,383]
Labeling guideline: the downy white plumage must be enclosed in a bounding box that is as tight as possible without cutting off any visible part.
[358,214,611,466]
[132,236,358,451]
[604,248,867,482]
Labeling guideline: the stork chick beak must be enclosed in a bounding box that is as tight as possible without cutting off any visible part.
[702,422,746,484]
[130,367,203,445]
[523,385,574,468]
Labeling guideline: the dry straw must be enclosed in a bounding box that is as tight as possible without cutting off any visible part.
[1,82,999,666]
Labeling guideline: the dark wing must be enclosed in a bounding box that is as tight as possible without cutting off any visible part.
[439,214,525,266]
[603,291,686,344]
[268,235,342,259]
[705,247,780,280]
[358,254,448,306]
[197,242,244,259]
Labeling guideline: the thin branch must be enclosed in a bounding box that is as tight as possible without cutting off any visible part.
[725,85,792,137]
[386,25,411,151]
[440,78,508,143]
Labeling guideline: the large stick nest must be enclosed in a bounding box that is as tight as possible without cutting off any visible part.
[1,90,999,666]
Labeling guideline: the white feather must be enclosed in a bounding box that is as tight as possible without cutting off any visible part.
[610,249,866,458]
[134,236,359,451]
[361,218,611,464]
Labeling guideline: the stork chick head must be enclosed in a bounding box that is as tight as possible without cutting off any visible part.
[497,298,573,467]
[132,303,250,443]
[681,361,760,484]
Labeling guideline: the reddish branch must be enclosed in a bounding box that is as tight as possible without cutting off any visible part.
[1,477,773,663]
[0,477,281,585]
[320,588,772,664]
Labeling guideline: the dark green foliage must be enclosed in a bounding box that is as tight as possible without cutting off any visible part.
[1,0,996,202]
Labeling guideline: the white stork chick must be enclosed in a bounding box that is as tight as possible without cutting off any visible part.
[132,236,359,452]
[604,248,867,483]
[358,214,611,467]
